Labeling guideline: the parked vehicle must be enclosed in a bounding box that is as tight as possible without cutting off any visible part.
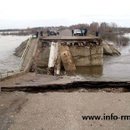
[47,29,59,36]
[73,29,87,36]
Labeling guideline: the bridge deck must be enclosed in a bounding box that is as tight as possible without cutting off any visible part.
[40,36,101,42]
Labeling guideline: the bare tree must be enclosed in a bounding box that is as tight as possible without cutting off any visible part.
[99,22,109,33]
[89,22,99,32]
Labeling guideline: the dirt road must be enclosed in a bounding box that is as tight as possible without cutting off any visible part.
[0,92,27,130]
[0,91,130,130]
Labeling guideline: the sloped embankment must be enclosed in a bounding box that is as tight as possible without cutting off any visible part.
[14,39,29,57]
[20,38,38,72]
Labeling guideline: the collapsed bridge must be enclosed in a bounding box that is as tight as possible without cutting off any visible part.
[20,35,103,75]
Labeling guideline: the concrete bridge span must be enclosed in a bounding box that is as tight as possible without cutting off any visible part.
[20,36,103,74]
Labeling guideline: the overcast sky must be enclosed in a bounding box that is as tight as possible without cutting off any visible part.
[0,0,130,29]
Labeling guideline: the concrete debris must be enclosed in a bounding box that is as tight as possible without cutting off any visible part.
[103,41,121,56]
[48,42,59,74]
[60,45,76,74]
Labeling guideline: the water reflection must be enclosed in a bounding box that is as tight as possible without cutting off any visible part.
[76,66,103,77]
[76,43,130,81]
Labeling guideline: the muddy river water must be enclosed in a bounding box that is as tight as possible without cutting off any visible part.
[77,34,130,81]
[0,35,29,73]
[0,35,130,81]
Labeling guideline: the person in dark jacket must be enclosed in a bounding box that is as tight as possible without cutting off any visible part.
[72,30,74,36]
[36,31,39,38]
[84,29,88,36]
[40,31,43,36]
[96,31,99,37]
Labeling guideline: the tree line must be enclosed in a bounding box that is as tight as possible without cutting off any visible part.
[0,22,130,46]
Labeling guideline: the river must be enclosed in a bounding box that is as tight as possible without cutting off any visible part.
[0,35,30,73]
[0,35,130,81]
[77,34,130,81]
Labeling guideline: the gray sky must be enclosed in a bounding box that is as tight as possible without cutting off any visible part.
[0,0,130,29]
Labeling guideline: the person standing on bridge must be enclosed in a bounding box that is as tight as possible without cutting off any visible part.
[84,29,88,36]
[35,31,39,38]
[72,29,74,36]
[96,31,99,37]
[40,31,43,37]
